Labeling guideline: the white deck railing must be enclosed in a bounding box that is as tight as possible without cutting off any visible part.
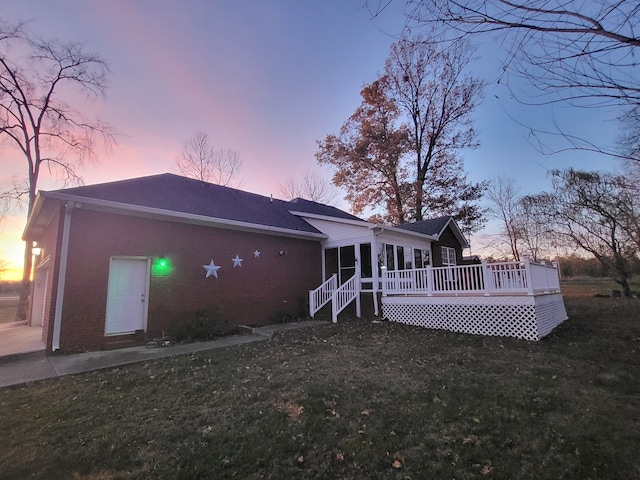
[309,274,337,318]
[382,258,560,297]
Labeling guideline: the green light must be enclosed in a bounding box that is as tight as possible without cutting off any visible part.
[152,256,173,276]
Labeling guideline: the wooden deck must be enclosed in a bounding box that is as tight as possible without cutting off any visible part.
[310,259,568,340]
[380,260,567,341]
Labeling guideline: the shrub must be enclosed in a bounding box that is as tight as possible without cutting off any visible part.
[269,298,309,324]
[168,309,233,343]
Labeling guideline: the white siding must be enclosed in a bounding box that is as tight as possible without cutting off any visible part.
[302,217,373,247]
[376,230,432,250]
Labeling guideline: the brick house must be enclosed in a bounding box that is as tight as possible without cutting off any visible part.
[24,173,468,353]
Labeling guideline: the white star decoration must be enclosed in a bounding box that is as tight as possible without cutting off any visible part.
[232,255,243,267]
[253,250,261,258]
[203,260,222,278]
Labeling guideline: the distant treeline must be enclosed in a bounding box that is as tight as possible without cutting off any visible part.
[0,282,21,295]
[558,254,640,279]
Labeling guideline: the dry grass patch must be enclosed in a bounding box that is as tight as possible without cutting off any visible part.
[0,297,18,324]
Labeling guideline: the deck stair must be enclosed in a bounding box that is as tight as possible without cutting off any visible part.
[309,274,361,323]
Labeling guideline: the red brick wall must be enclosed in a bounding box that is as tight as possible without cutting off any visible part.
[58,208,323,351]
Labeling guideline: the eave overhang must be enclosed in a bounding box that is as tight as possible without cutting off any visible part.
[24,191,328,242]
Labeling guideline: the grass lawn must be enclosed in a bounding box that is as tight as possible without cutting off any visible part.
[0,288,638,479]
[560,278,640,297]
[0,297,18,324]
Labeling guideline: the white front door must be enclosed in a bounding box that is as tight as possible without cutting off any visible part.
[105,257,149,335]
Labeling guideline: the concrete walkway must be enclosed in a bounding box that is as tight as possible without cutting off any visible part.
[0,322,45,358]
[0,321,328,388]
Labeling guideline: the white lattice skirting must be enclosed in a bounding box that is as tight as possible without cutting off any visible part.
[381,293,568,341]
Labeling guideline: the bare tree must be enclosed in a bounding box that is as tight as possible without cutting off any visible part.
[620,107,640,162]
[385,35,484,221]
[619,161,640,252]
[390,1,639,106]
[278,170,341,206]
[176,132,242,187]
[0,19,115,319]
[486,176,523,260]
[622,159,640,194]
[537,169,639,296]
[517,194,555,261]
[317,35,486,228]
[317,77,412,223]
[373,1,640,161]
[486,176,559,261]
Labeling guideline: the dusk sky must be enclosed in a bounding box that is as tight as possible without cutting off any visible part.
[0,0,624,280]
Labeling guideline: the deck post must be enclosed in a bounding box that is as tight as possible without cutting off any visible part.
[524,256,535,295]
[355,281,361,318]
[550,261,559,292]
[481,260,491,296]
[426,265,434,297]
[380,266,387,297]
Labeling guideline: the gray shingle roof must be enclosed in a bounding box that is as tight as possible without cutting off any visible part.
[46,173,361,234]
[395,216,452,236]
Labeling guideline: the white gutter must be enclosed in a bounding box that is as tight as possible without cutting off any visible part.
[52,201,74,351]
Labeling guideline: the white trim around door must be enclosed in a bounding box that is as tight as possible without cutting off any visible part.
[105,256,150,335]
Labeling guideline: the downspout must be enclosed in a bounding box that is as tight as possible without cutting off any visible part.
[52,201,74,351]
[321,242,326,282]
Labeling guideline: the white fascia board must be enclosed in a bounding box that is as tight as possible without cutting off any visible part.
[438,217,470,248]
[288,210,371,228]
[22,193,47,239]
[370,224,438,242]
[40,192,327,241]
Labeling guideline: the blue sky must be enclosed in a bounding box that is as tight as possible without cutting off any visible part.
[0,0,624,278]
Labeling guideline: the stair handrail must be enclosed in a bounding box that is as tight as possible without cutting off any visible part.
[331,273,361,323]
[309,274,337,318]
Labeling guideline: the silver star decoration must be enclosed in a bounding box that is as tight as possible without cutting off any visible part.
[203,260,221,278]
[253,250,261,258]
[232,255,243,267]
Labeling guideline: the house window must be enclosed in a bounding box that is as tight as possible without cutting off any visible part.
[325,248,338,279]
[325,246,357,284]
[442,246,457,266]
[383,244,430,270]
[339,245,356,284]
[396,246,405,270]
[359,243,372,278]
[385,244,395,270]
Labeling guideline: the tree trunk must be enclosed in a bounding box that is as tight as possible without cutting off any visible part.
[616,277,633,298]
[414,178,424,221]
[15,240,33,321]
